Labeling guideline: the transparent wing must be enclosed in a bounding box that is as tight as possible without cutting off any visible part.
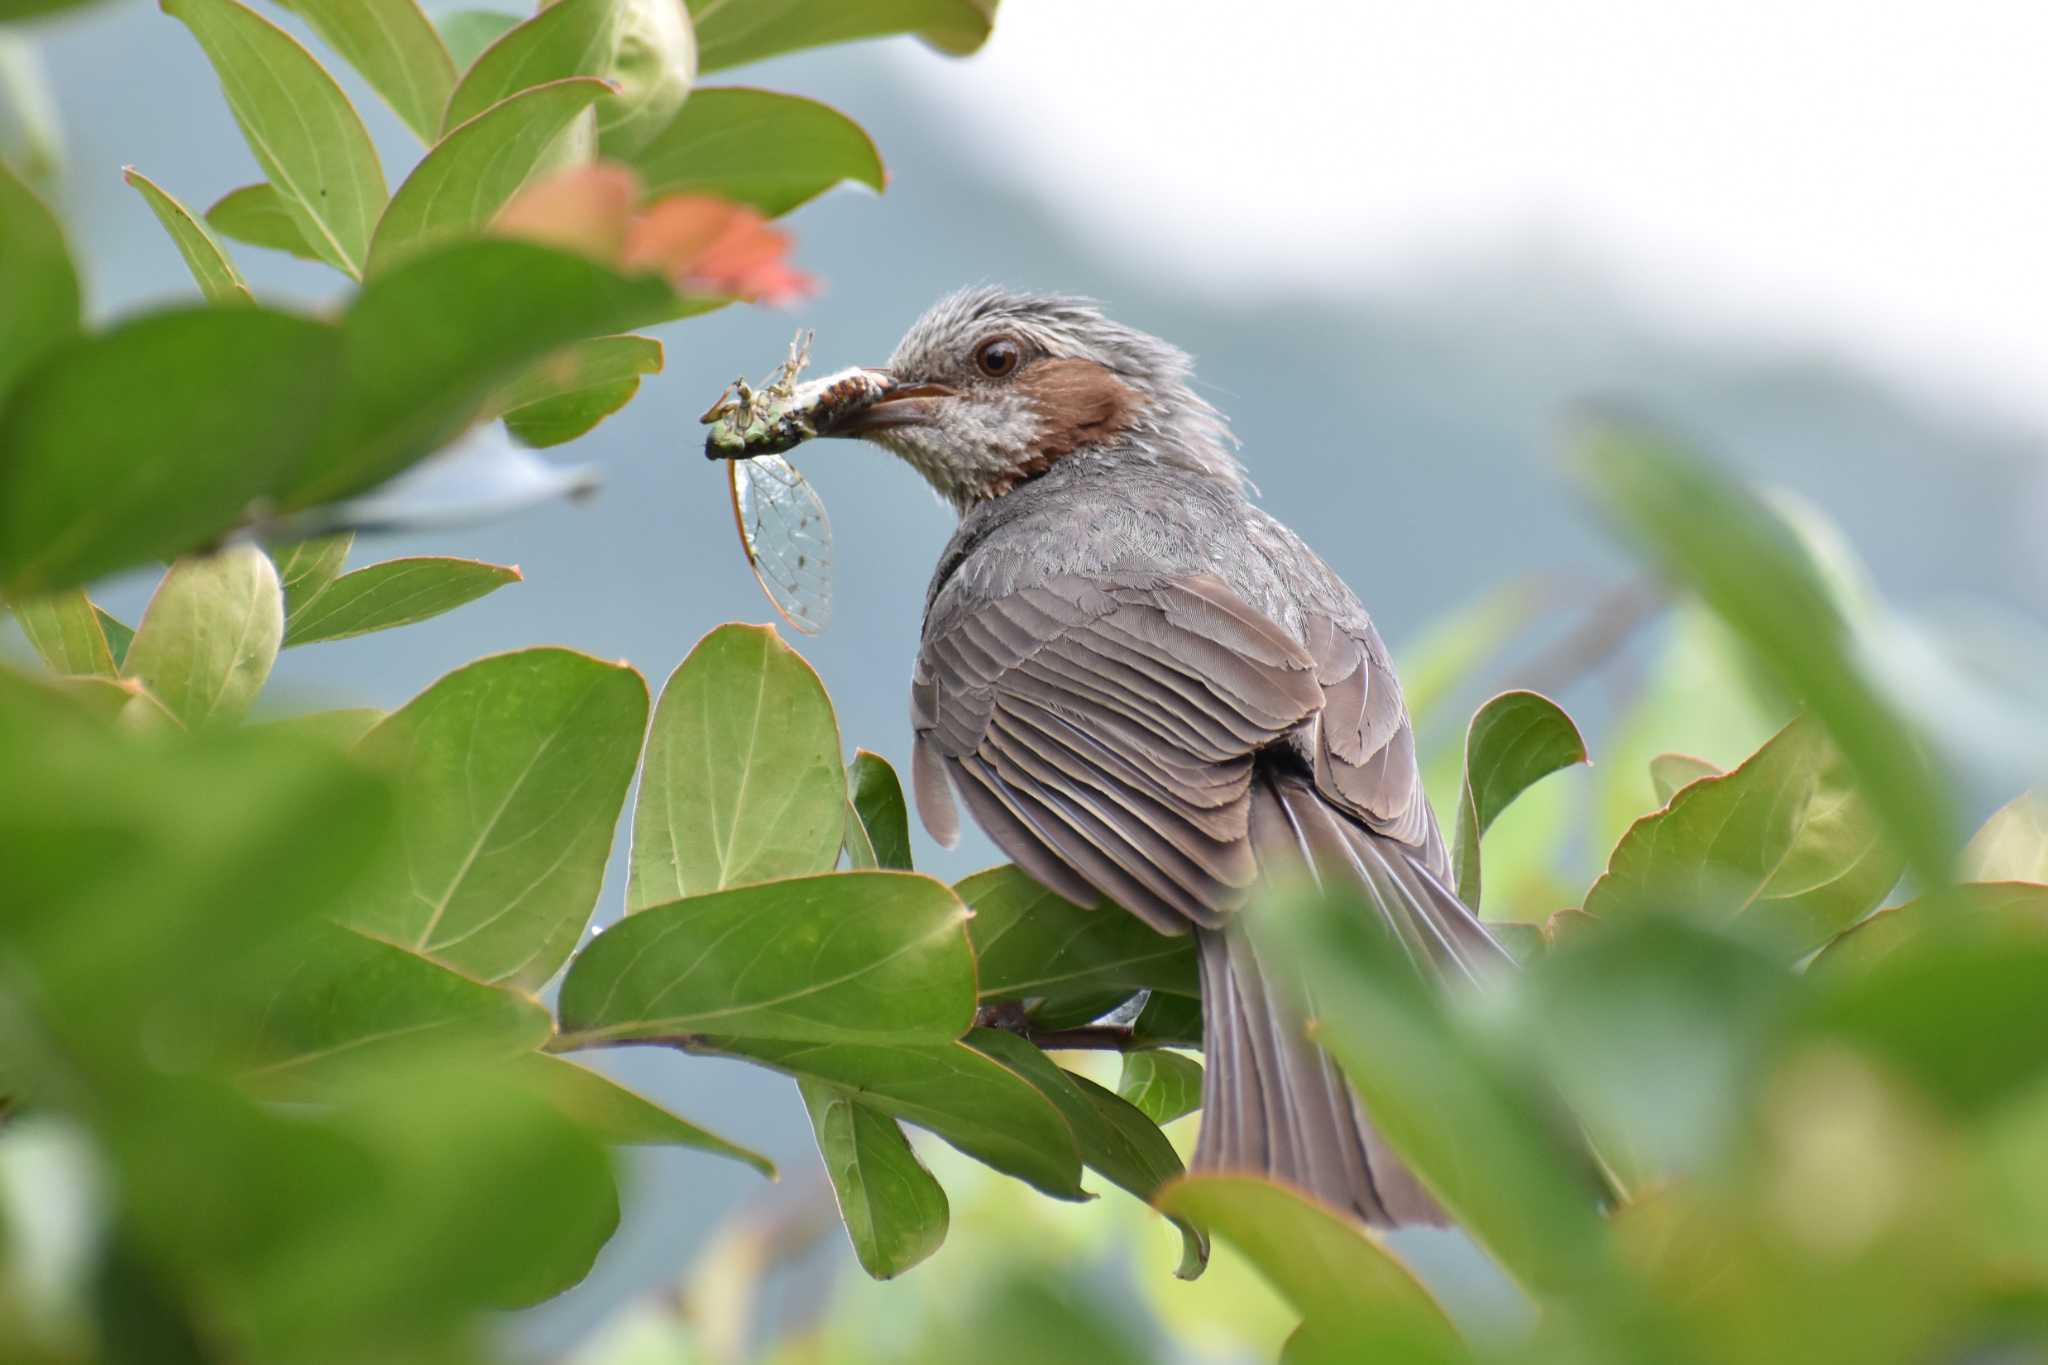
[727,453,833,634]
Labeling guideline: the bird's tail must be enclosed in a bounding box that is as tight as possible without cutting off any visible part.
[1189,768,1510,1226]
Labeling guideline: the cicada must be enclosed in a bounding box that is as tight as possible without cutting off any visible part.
[700,332,888,635]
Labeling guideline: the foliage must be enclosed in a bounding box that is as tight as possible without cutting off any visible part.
[5,2,2046,1363]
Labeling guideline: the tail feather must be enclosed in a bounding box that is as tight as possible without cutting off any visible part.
[1190,769,1510,1226]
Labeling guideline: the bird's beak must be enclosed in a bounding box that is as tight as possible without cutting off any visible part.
[815,371,953,438]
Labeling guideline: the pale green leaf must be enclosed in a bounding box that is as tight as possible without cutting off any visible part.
[1961,792,2048,884]
[122,167,250,303]
[369,76,613,275]
[165,0,388,277]
[630,623,844,907]
[272,0,456,143]
[438,8,521,71]
[123,545,284,729]
[800,1078,947,1279]
[14,589,116,676]
[687,0,993,72]
[631,86,882,216]
[1812,882,2048,978]
[271,533,352,616]
[557,871,974,1046]
[93,605,134,670]
[1453,689,1588,910]
[1117,1048,1203,1127]
[1650,751,1721,805]
[205,182,321,262]
[0,158,79,401]
[282,555,521,646]
[342,648,648,988]
[513,1052,773,1174]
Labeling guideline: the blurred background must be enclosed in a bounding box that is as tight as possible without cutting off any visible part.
[7,1,2046,1357]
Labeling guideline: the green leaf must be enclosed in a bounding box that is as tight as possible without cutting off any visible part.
[0,158,79,401]
[204,182,320,261]
[94,604,134,669]
[0,304,341,597]
[1961,792,2048,884]
[1154,1175,1461,1359]
[253,705,384,746]
[271,0,456,143]
[498,334,662,448]
[557,871,975,1047]
[958,863,1199,1002]
[1118,1048,1203,1126]
[342,647,648,988]
[688,0,994,72]
[967,1028,1207,1276]
[437,7,520,70]
[122,166,250,304]
[0,0,121,18]
[1811,882,2048,978]
[512,1052,774,1174]
[847,749,913,870]
[271,533,352,616]
[1249,887,1613,1297]
[799,1078,948,1279]
[281,555,520,646]
[369,76,613,276]
[630,623,844,907]
[14,589,116,676]
[631,86,883,216]
[217,920,552,1090]
[1649,751,1721,804]
[1574,417,1955,891]
[443,0,695,156]
[164,0,388,278]
[123,545,284,729]
[292,237,682,506]
[1452,689,1588,910]
[717,1037,1089,1200]
[1584,717,1906,959]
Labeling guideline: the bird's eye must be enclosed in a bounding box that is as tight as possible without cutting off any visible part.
[974,337,1021,378]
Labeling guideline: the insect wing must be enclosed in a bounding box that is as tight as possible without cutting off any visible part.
[727,454,833,634]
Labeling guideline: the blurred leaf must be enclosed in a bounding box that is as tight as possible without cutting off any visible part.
[498,333,662,449]
[800,1078,948,1279]
[370,77,613,275]
[164,0,387,278]
[271,0,456,143]
[1585,717,1905,959]
[1799,935,2048,1116]
[293,238,682,506]
[558,871,975,1046]
[121,167,249,303]
[1251,887,1612,1296]
[1649,751,1721,804]
[1118,1048,1202,1126]
[688,0,994,72]
[93,604,133,669]
[847,749,913,870]
[0,33,65,186]
[253,705,384,746]
[1575,417,1955,890]
[722,1037,1087,1199]
[1489,921,1545,964]
[204,182,320,261]
[14,589,115,676]
[281,555,520,646]
[631,86,883,216]
[437,8,521,70]
[1453,689,1588,910]
[343,647,648,988]
[1812,882,2048,978]
[271,532,351,615]
[444,0,695,157]
[959,863,1198,1002]
[0,305,340,597]
[216,919,551,1089]
[1155,1175,1462,1360]
[630,623,844,907]
[512,1052,773,1173]
[0,159,78,401]
[1394,576,1545,729]
[1027,988,1134,1030]
[123,545,283,729]
[970,1028,1207,1275]
[1961,792,2048,883]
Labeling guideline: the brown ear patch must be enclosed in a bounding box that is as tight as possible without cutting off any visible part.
[1006,358,1140,486]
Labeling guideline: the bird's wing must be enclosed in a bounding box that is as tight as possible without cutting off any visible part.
[910,570,1451,939]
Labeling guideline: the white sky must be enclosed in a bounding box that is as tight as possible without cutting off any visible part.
[892,0,2048,431]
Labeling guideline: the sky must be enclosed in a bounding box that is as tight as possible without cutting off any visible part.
[894,0,2048,433]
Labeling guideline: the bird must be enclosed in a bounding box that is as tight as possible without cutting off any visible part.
[805,287,1511,1226]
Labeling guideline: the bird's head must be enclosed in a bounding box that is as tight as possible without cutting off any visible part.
[816,287,1242,513]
